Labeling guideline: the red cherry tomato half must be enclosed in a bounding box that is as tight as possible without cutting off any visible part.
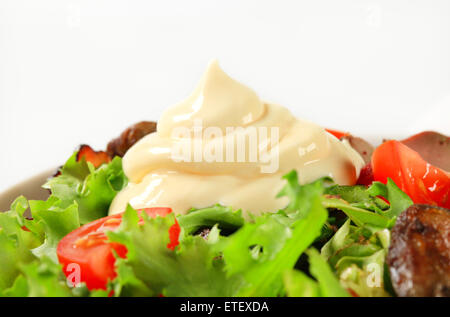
[56,207,178,290]
[372,140,450,208]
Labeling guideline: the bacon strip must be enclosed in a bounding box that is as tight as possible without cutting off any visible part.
[77,144,111,168]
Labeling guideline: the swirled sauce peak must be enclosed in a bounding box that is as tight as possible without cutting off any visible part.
[158,60,265,136]
[109,61,365,217]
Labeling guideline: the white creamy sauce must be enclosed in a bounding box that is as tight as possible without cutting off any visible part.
[109,61,365,217]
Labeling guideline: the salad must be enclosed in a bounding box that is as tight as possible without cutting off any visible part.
[0,62,449,297]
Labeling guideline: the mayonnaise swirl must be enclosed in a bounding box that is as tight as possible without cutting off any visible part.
[109,61,365,217]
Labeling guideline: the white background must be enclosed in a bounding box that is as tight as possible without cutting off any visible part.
[1,0,449,192]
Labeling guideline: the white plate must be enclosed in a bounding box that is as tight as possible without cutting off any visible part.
[0,169,53,212]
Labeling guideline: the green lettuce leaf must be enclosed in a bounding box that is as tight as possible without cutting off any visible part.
[323,197,391,228]
[107,206,243,297]
[1,275,29,297]
[28,196,80,263]
[44,154,127,224]
[276,170,327,219]
[0,195,81,295]
[306,248,350,297]
[1,162,408,298]
[321,219,391,296]
[0,197,38,292]
[197,170,344,297]
[177,205,244,235]
[283,269,320,297]
[110,257,154,297]
[16,256,74,297]
[325,184,389,212]
[218,172,328,297]
[107,170,328,297]
[283,249,350,297]
[368,179,413,221]
[322,177,413,229]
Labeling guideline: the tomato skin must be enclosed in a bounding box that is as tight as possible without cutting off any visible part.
[167,219,181,250]
[325,129,349,140]
[372,140,450,208]
[57,207,177,290]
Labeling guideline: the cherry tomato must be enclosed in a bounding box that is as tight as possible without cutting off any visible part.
[372,140,450,208]
[56,207,179,290]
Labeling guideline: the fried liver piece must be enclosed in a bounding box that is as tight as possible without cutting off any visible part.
[401,131,450,172]
[342,135,374,164]
[387,204,450,297]
[106,121,157,158]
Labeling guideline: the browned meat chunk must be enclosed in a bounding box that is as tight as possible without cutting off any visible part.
[401,131,450,172]
[387,204,450,297]
[106,121,157,158]
[342,135,374,164]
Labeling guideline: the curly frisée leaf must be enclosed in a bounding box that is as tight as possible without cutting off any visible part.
[306,248,350,297]
[110,257,154,297]
[283,269,321,297]
[322,178,413,229]
[323,197,391,228]
[367,179,413,221]
[107,206,243,297]
[321,219,391,296]
[44,153,128,224]
[325,184,389,212]
[28,197,80,263]
[16,256,74,297]
[107,189,328,297]
[276,170,328,219]
[177,205,244,235]
[0,197,80,297]
[283,249,350,297]
[220,183,328,296]
[1,275,29,297]
[0,197,37,292]
[1,164,409,297]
